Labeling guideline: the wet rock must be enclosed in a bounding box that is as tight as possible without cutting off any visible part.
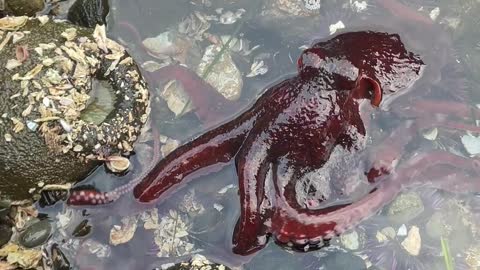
[196,44,243,101]
[4,0,44,16]
[51,244,71,270]
[72,219,92,237]
[0,223,13,247]
[19,219,52,248]
[68,0,109,28]
[0,200,11,220]
[386,191,424,224]
[321,250,367,270]
[0,18,149,201]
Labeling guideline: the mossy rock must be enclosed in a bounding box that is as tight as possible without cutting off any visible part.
[0,17,149,200]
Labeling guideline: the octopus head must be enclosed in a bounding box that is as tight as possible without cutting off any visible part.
[297,31,425,107]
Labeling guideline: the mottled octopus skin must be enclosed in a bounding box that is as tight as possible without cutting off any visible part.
[132,31,426,255]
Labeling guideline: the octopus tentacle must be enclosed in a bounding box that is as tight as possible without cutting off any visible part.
[232,131,273,255]
[134,114,257,203]
[68,127,162,205]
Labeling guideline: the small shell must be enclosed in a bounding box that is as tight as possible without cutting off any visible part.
[12,32,25,44]
[61,28,77,41]
[461,133,480,156]
[109,216,138,246]
[329,20,345,35]
[0,16,28,30]
[105,156,130,173]
[37,15,49,25]
[246,60,268,77]
[422,128,438,141]
[6,59,22,70]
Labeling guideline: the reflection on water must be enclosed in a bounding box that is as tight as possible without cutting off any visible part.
[37,0,480,269]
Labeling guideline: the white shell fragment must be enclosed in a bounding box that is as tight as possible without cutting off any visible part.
[461,133,480,156]
[109,216,138,246]
[197,44,243,101]
[246,60,268,77]
[160,79,194,117]
[105,155,131,173]
[0,16,28,30]
[61,28,77,41]
[401,226,421,256]
[142,31,174,56]
[37,15,49,25]
[149,210,194,257]
[329,20,345,35]
[161,138,180,157]
[304,0,321,11]
[351,1,368,12]
[6,59,22,70]
[12,32,25,44]
[429,7,440,21]
[219,9,245,24]
[397,224,408,236]
[422,127,438,141]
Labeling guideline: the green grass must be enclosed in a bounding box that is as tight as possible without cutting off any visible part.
[441,236,454,270]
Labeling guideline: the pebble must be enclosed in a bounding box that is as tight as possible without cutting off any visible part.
[19,219,52,248]
[0,224,13,247]
[387,192,424,224]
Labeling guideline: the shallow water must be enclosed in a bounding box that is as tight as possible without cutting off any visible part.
[37,0,480,269]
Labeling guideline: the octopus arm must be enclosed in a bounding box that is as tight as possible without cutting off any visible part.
[232,129,274,255]
[133,114,256,203]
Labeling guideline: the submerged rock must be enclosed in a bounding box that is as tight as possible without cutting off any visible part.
[68,0,109,28]
[19,219,52,248]
[4,0,45,17]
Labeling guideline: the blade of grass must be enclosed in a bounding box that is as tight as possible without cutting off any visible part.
[441,236,454,270]
[177,19,245,116]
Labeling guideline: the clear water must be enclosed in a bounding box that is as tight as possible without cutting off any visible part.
[40,0,480,269]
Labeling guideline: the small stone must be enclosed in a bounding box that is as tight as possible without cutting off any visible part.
[387,191,424,224]
[196,44,243,101]
[400,226,421,256]
[19,219,52,248]
[0,224,13,247]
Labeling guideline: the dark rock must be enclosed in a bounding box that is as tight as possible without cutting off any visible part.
[51,244,72,270]
[0,223,13,247]
[5,0,44,16]
[19,219,53,248]
[67,0,109,28]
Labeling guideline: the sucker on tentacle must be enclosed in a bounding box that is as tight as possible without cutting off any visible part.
[67,128,162,206]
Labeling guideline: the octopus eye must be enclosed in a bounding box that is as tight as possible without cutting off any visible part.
[356,76,383,107]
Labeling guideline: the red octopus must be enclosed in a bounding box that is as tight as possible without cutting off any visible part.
[68,29,480,255]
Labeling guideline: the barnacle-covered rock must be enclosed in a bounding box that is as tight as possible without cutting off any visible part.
[0,17,150,200]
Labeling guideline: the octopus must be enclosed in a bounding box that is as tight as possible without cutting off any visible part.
[68,27,480,256]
